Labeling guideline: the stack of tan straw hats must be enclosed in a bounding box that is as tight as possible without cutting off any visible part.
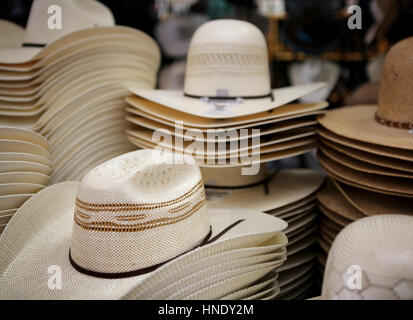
[206,168,325,299]
[0,0,160,184]
[0,150,289,300]
[316,37,413,276]
[0,126,51,235]
[125,20,328,172]
[322,215,413,300]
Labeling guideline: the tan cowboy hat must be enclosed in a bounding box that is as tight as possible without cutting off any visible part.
[329,179,413,217]
[0,20,24,48]
[322,215,413,300]
[127,19,326,119]
[319,138,413,174]
[0,150,288,299]
[0,0,114,65]
[319,142,413,179]
[318,150,413,197]
[317,179,364,222]
[317,126,413,162]
[318,37,413,150]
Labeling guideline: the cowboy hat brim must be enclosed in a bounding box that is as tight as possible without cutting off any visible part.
[0,26,160,68]
[318,105,413,150]
[316,126,413,162]
[128,82,326,119]
[206,169,324,212]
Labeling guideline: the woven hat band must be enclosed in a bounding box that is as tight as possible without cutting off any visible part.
[375,112,413,130]
[70,186,210,274]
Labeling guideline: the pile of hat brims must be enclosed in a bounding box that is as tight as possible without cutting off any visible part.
[315,108,413,276]
[0,26,161,183]
[125,91,328,170]
[124,223,289,300]
[205,168,325,299]
[0,126,51,235]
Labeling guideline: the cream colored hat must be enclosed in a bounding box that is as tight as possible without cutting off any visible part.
[127,97,326,129]
[0,20,24,48]
[318,37,413,150]
[288,59,340,103]
[0,150,287,299]
[206,169,324,212]
[322,215,413,300]
[128,19,326,119]
[0,0,114,64]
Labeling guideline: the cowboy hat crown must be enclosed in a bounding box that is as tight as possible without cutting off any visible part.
[183,19,271,98]
[377,37,413,128]
[70,149,210,276]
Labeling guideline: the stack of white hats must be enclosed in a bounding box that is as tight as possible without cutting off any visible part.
[205,169,325,299]
[125,20,327,171]
[0,126,51,235]
[0,0,161,183]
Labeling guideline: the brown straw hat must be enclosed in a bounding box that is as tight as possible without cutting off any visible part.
[318,37,413,150]
[318,142,413,179]
[316,126,413,162]
[316,179,364,221]
[320,138,413,173]
[319,204,352,228]
[317,151,413,197]
[331,179,413,216]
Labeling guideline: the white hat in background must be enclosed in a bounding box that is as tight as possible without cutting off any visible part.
[0,20,25,48]
[0,0,114,64]
[288,59,341,103]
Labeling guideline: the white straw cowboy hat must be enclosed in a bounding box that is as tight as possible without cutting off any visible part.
[0,20,24,48]
[128,19,326,119]
[322,215,413,300]
[0,149,287,299]
[288,59,340,103]
[0,0,114,64]
[318,37,413,151]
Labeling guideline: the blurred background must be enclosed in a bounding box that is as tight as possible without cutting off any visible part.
[1,0,413,108]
